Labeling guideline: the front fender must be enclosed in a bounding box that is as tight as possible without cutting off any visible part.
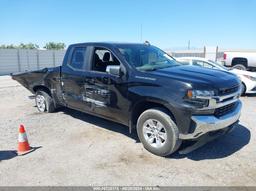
[128,85,192,134]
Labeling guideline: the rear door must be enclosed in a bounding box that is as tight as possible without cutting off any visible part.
[61,46,91,111]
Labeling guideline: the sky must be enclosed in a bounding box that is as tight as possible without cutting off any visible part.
[0,0,255,50]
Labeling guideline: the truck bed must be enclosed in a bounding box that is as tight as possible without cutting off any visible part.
[11,66,61,93]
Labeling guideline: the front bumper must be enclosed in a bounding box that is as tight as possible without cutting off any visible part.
[179,100,242,140]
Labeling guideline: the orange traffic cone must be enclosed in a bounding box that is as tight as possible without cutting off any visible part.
[17,124,31,153]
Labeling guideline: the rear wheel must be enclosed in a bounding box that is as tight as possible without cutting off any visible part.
[136,108,181,156]
[35,90,55,113]
[232,64,247,71]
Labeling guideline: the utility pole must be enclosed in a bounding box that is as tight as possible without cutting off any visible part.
[188,40,190,50]
[140,24,143,42]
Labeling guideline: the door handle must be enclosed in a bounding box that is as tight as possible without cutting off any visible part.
[77,81,84,86]
[52,77,60,82]
[102,77,109,83]
[85,79,95,84]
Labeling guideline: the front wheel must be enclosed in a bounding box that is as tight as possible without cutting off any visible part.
[35,90,55,113]
[136,108,181,157]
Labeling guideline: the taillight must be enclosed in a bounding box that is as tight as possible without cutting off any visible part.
[223,53,227,60]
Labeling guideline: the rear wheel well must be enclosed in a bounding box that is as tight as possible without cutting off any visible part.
[33,85,52,97]
[131,101,175,129]
[232,57,248,67]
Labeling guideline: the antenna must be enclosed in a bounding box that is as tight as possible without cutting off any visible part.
[144,41,150,46]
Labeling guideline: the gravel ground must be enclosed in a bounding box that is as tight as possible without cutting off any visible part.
[0,75,255,186]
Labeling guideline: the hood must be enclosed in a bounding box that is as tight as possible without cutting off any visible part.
[150,65,240,90]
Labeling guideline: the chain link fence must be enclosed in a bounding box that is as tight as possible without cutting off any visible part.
[168,47,224,61]
[0,47,224,75]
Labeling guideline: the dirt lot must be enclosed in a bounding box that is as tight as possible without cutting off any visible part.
[0,75,255,186]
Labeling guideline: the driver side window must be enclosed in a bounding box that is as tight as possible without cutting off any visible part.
[92,47,120,72]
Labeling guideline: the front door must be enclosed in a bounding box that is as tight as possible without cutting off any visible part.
[83,47,129,124]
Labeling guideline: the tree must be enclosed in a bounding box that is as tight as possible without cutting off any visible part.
[0,44,16,49]
[0,42,66,50]
[44,42,66,50]
[0,43,39,49]
[18,43,39,49]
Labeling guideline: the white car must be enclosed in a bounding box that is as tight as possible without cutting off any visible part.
[176,57,256,95]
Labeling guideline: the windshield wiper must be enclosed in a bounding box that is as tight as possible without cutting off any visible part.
[140,67,158,71]
[137,63,180,72]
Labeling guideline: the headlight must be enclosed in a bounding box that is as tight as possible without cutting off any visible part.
[185,89,214,108]
[187,90,215,99]
[243,75,256,81]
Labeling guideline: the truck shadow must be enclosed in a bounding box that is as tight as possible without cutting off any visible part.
[171,124,251,160]
[59,108,250,160]
[60,108,140,143]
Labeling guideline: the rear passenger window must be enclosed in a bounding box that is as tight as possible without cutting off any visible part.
[69,47,86,70]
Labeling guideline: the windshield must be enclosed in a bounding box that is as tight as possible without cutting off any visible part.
[115,44,181,71]
[208,60,229,70]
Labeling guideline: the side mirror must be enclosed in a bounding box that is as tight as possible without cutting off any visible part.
[106,65,121,76]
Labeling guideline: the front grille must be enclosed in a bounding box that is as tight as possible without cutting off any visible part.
[214,102,236,118]
[219,85,239,96]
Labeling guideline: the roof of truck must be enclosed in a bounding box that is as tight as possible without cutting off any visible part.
[68,42,151,48]
[70,42,144,45]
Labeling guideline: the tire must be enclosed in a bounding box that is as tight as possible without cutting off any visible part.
[136,108,181,156]
[232,64,247,71]
[35,90,55,113]
[241,83,246,96]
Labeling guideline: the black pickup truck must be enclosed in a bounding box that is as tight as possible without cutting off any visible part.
[12,42,242,156]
